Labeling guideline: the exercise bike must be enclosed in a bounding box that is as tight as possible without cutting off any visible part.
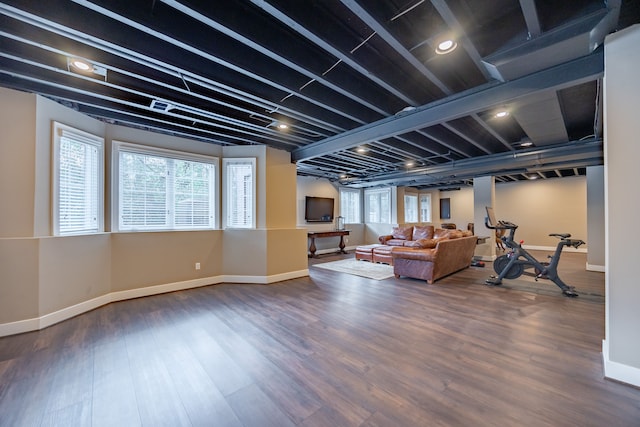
[484,207,584,297]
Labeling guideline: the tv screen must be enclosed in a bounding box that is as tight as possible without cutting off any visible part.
[305,196,334,223]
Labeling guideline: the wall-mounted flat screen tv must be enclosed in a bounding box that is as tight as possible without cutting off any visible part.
[305,196,334,223]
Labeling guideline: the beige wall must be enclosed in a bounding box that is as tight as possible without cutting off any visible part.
[0,88,307,334]
[0,239,39,323]
[0,88,36,237]
[439,187,474,230]
[39,234,111,314]
[495,176,587,248]
[266,148,298,229]
[111,231,223,292]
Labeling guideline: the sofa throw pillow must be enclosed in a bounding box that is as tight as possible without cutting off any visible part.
[392,226,413,240]
[412,225,434,240]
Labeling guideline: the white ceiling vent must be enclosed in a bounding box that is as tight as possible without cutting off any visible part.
[150,100,174,112]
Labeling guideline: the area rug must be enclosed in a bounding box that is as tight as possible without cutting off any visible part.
[313,259,394,280]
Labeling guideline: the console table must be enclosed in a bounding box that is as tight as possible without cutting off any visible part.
[307,230,350,258]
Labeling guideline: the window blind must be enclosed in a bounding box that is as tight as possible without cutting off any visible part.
[54,123,104,235]
[115,142,216,231]
[364,188,391,224]
[340,188,361,223]
[404,194,418,223]
[224,158,256,228]
[420,194,432,223]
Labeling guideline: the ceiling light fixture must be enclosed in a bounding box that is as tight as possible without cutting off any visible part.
[435,39,457,55]
[356,147,368,153]
[70,59,91,71]
[520,141,533,147]
[495,110,509,118]
[277,123,288,129]
[67,57,107,78]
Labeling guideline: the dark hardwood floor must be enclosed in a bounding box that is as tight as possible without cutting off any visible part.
[1,251,638,426]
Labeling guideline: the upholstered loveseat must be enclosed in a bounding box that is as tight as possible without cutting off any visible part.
[374,225,477,283]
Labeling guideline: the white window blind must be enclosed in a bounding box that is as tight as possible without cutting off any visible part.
[223,158,256,228]
[420,194,432,223]
[53,122,104,236]
[114,142,216,231]
[404,194,418,223]
[364,188,391,224]
[339,188,361,223]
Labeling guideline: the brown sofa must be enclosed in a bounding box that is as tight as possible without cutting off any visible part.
[392,234,477,284]
[374,225,477,283]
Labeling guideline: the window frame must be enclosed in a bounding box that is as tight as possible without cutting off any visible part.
[364,187,391,224]
[112,141,218,232]
[52,122,104,236]
[222,157,257,229]
[339,187,361,224]
[404,193,419,223]
[420,193,432,223]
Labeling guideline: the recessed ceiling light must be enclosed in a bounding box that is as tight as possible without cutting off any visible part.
[520,141,533,147]
[70,59,91,71]
[405,161,415,167]
[356,147,368,153]
[67,57,107,78]
[277,123,288,129]
[495,110,509,118]
[435,39,457,55]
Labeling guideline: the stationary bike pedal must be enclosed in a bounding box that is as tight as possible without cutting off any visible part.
[485,278,501,286]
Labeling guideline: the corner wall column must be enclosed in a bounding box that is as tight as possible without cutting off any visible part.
[603,24,640,388]
[473,175,496,260]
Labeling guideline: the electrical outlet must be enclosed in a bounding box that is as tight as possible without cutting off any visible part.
[195,262,201,270]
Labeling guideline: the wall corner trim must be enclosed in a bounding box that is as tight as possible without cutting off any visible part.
[602,339,640,388]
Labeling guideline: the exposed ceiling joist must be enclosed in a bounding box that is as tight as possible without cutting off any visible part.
[343,139,602,188]
[293,51,603,162]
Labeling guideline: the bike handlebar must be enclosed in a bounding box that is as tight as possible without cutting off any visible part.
[485,216,518,230]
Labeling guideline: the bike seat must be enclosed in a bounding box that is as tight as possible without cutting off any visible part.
[549,233,571,239]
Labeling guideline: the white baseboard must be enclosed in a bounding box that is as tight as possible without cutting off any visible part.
[40,294,113,331]
[0,270,310,338]
[221,269,309,285]
[602,339,640,388]
[0,317,41,338]
[586,263,606,272]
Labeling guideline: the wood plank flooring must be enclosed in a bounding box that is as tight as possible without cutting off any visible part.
[1,251,639,426]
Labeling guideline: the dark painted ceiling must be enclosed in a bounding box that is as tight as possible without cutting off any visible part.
[1,0,639,189]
